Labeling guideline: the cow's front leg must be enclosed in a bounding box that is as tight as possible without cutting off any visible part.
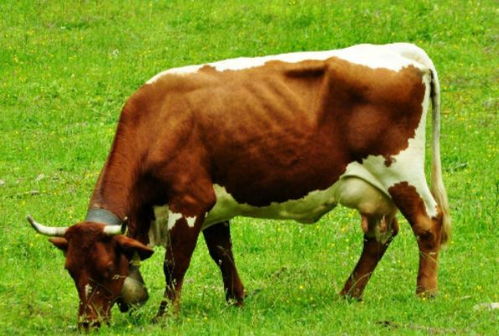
[155,214,204,319]
[203,221,245,305]
[341,215,398,299]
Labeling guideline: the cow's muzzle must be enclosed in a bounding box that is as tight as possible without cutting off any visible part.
[79,320,102,331]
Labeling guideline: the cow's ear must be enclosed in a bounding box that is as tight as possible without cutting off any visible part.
[49,237,68,252]
[115,235,154,260]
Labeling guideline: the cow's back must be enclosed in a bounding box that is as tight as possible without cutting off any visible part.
[129,43,434,219]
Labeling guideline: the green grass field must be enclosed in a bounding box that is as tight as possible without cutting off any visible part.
[1,0,497,334]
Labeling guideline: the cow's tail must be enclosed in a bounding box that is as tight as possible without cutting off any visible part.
[429,66,451,245]
[389,43,451,244]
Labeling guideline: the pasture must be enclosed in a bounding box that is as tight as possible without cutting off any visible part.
[0,0,497,334]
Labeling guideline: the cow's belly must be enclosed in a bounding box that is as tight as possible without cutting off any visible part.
[150,183,341,245]
[204,169,392,227]
[204,183,340,226]
[149,169,395,246]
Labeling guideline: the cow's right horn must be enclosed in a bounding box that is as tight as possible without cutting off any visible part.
[26,215,67,237]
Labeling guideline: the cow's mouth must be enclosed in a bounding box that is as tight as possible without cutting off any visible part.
[79,320,101,330]
[78,312,111,331]
[116,297,130,312]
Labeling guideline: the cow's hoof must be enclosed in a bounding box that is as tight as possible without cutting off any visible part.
[227,297,245,307]
[151,315,163,324]
[338,291,363,303]
[151,310,178,324]
[226,290,245,307]
[339,289,363,302]
[340,294,363,303]
[416,289,438,299]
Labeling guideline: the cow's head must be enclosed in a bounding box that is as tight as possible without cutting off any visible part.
[26,216,153,330]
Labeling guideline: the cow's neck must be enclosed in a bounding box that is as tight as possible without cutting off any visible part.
[86,120,161,242]
[87,160,158,242]
[88,158,138,220]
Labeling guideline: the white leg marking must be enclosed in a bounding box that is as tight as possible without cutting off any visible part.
[185,216,197,227]
[167,212,183,230]
[150,208,200,245]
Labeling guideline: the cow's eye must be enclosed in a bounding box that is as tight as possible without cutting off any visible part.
[103,264,115,278]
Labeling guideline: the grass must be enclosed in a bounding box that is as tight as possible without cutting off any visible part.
[0,0,497,334]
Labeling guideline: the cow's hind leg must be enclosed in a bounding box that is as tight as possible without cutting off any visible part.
[388,182,444,297]
[336,177,398,299]
[341,214,399,299]
[203,221,245,305]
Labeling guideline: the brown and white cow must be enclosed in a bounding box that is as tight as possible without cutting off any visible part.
[28,43,450,329]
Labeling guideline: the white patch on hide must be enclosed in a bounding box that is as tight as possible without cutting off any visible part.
[204,174,396,229]
[167,212,182,230]
[185,216,197,227]
[149,207,199,247]
[144,43,439,241]
[146,43,429,84]
[345,73,438,217]
[202,74,437,226]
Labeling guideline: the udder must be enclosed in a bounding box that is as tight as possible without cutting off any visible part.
[335,177,398,242]
[335,177,394,214]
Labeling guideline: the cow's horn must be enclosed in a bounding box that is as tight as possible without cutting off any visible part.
[103,225,123,235]
[26,215,67,237]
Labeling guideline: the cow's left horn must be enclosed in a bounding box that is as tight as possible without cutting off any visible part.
[26,215,67,237]
[103,225,123,235]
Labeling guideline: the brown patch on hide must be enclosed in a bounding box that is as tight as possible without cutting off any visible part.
[388,182,429,225]
[90,55,427,213]
[185,58,425,206]
[388,181,443,250]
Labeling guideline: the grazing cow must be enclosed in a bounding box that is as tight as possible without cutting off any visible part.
[27,43,450,329]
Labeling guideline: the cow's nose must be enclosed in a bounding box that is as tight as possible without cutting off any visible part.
[117,298,130,312]
[79,321,90,330]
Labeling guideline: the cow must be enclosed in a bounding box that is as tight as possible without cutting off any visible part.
[27,43,450,330]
